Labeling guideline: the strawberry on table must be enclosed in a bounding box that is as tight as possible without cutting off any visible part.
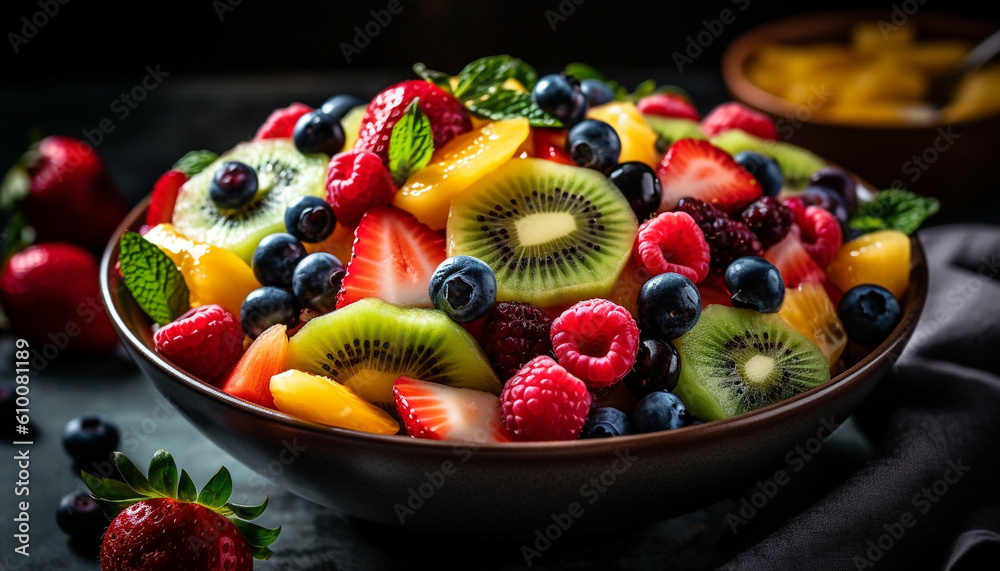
[393,376,511,442]
[700,102,779,140]
[656,138,761,214]
[336,205,446,309]
[84,449,279,570]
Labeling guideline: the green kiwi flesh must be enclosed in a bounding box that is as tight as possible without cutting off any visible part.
[172,139,327,263]
[446,158,638,307]
[642,114,707,154]
[284,298,502,408]
[710,129,826,191]
[673,305,830,421]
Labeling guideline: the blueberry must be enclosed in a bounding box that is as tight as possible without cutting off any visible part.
[240,286,299,339]
[637,273,702,340]
[62,415,119,464]
[581,407,632,438]
[293,111,345,155]
[252,233,307,288]
[292,252,345,314]
[837,285,902,347]
[566,119,621,173]
[802,186,849,225]
[809,166,857,213]
[284,196,336,243]
[634,390,690,433]
[531,73,588,127]
[320,94,365,120]
[724,256,785,313]
[56,490,110,541]
[580,79,615,106]
[209,161,258,209]
[609,162,662,221]
[428,256,497,323]
[734,151,783,198]
[623,337,681,398]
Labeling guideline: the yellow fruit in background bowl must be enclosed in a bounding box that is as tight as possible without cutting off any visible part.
[779,283,847,366]
[143,223,261,317]
[586,101,661,168]
[270,369,399,435]
[826,230,911,300]
[392,117,530,230]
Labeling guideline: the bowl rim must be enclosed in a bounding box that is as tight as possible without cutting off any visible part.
[721,9,1000,129]
[101,197,928,454]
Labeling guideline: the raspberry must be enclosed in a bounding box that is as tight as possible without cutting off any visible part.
[325,150,397,226]
[633,211,711,283]
[701,102,778,140]
[782,196,806,222]
[480,302,553,380]
[500,355,592,441]
[675,198,763,272]
[739,196,795,248]
[153,304,244,383]
[550,299,640,388]
[798,205,843,267]
[254,102,313,140]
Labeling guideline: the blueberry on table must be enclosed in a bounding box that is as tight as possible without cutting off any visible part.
[252,233,307,288]
[580,78,615,106]
[209,161,258,209]
[637,272,702,340]
[634,390,691,433]
[623,337,682,398]
[241,286,299,339]
[566,119,622,174]
[531,73,588,127]
[609,161,662,221]
[724,256,785,313]
[428,256,497,323]
[56,490,110,541]
[581,407,633,438]
[838,284,902,347]
[293,111,345,155]
[292,252,346,314]
[285,196,336,243]
[734,151,783,198]
[320,94,366,120]
[62,415,119,464]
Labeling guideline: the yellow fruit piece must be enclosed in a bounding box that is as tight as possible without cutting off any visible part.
[943,66,1000,122]
[826,230,911,300]
[393,117,530,230]
[143,223,261,317]
[851,21,915,55]
[779,283,847,366]
[304,222,356,263]
[340,104,366,151]
[587,101,661,168]
[604,256,650,318]
[270,369,399,435]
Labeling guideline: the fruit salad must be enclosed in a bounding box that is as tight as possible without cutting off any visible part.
[118,55,938,443]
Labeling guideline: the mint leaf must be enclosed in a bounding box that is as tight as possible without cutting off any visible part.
[119,231,190,326]
[454,55,539,99]
[849,190,940,235]
[412,62,453,93]
[172,150,218,177]
[388,98,434,185]
[465,89,563,127]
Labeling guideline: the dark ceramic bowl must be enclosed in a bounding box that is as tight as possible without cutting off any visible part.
[722,10,1000,213]
[101,199,928,536]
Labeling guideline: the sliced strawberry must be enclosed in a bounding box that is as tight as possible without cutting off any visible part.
[797,205,843,267]
[764,230,826,287]
[657,138,761,214]
[701,102,778,140]
[219,323,287,409]
[531,128,575,165]
[698,273,733,308]
[145,170,187,226]
[254,102,313,140]
[336,206,446,308]
[393,376,510,442]
[637,93,701,121]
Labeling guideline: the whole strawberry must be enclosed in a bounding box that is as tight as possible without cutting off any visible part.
[0,243,118,352]
[354,80,471,165]
[84,449,279,571]
[7,136,130,252]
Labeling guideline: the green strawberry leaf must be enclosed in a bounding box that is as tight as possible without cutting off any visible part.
[849,190,940,235]
[412,62,454,93]
[172,150,219,177]
[114,452,158,496]
[94,497,143,519]
[232,520,281,548]
[454,55,539,99]
[1,209,34,268]
[388,98,434,185]
[464,89,563,127]
[147,449,179,499]
[119,231,190,326]
[563,62,611,83]
[0,164,30,212]
[81,471,144,502]
[250,545,275,560]
[225,497,269,521]
[177,470,198,503]
[197,466,234,509]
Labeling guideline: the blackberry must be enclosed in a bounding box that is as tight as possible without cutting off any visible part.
[739,197,794,248]
[675,198,762,272]
[481,302,553,380]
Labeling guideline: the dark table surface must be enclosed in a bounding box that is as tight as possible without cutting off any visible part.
[0,69,996,570]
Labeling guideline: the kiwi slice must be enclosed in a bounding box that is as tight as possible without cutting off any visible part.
[284,298,501,408]
[172,139,327,262]
[642,114,706,153]
[710,129,826,191]
[446,158,637,307]
[673,305,830,421]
